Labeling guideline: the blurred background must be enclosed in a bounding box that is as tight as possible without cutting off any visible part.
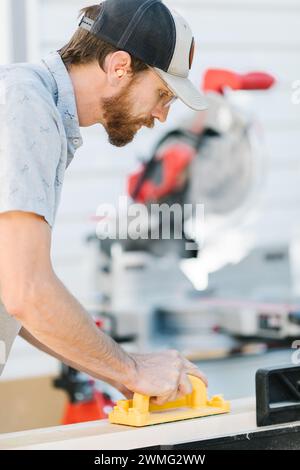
[0,0,299,433]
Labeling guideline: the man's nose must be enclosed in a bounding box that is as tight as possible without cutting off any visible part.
[151,105,169,123]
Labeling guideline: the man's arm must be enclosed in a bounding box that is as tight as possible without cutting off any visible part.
[19,326,133,399]
[0,211,207,404]
[0,211,135,385]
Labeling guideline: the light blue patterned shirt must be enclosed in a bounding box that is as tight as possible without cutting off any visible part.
[0,51,83,375]
[0,50,83,227]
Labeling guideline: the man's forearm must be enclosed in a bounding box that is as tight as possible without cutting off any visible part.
[17,273,136,387]
[19,326,132,396]
[19,327,114,383]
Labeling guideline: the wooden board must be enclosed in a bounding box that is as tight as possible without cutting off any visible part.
[0,397,299,450]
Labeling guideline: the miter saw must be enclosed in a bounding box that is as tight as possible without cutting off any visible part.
[89,68,300,354]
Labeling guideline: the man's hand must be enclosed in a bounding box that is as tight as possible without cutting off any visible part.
[126,351,207,405]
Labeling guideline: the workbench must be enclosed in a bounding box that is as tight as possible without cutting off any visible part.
[0,397,299,450]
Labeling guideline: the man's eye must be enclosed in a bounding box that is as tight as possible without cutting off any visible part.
[158,90,177,108]
[159,91,171,103]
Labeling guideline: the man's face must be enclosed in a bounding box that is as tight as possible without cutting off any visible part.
[101,68,176,147]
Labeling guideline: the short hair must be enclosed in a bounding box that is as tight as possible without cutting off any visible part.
[59,4,148,75]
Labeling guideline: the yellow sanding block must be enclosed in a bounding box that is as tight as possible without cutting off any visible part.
[109,375,230,427]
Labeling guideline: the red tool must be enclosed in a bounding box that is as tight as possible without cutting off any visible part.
[128,68,275,205]
[203,68,275,94]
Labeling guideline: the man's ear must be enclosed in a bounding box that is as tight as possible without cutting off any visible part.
[105,51,133,86]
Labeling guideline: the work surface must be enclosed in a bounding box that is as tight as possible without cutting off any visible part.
[0,397,300,450]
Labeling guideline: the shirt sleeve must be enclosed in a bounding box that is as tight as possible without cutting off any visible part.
[0,80,62,227]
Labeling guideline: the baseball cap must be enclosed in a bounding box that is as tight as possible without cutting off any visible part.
[79,0,208,111]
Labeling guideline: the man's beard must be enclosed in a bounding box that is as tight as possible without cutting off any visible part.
[101,79,155,147]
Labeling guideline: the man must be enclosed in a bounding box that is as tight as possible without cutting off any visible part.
[0,0,208,405]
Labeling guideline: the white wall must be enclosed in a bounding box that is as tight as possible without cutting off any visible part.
[0,0,11,63]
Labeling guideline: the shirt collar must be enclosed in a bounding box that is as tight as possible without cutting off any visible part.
[41,51,83,166]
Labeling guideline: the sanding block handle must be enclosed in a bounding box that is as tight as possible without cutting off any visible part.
[132,375,208,414]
